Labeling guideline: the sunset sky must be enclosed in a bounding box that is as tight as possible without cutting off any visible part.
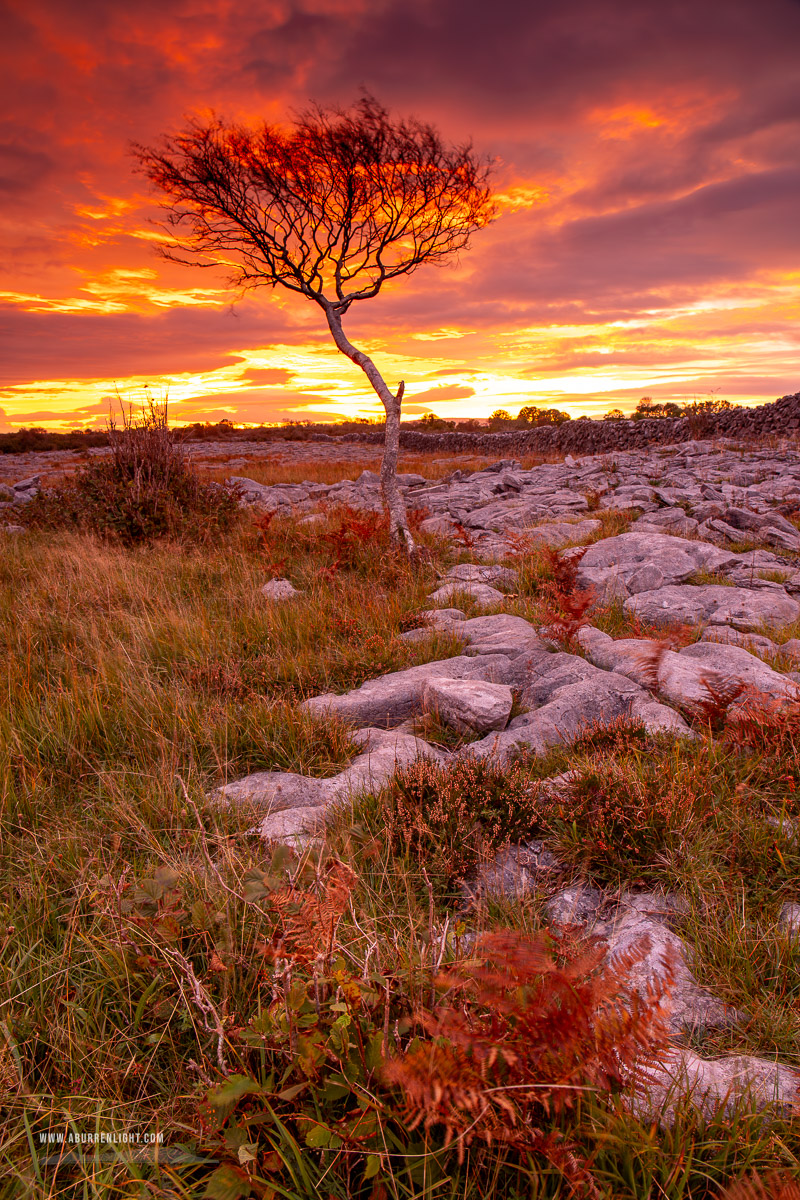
[1,0,799,430]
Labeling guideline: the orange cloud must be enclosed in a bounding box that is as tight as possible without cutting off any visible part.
[1,0,798,429]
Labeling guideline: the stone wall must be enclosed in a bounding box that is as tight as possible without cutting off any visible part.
[329,391,800,456]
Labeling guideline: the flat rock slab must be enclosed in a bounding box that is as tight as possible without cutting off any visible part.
[699,626,779,657]
[578,627,797,709]
[576,532,737,598]
[215,728,444,842]
[634,1050,800,1124]
[458,613,548,660]
[522,519,602,547]
[300,654,515,729]
[624,584,800,632]
[632,510,700,537]
[427,581,506,608]
[419,515,458,536]
[422,677,513,734]
[441,563,519,589]
[462,498,546,531]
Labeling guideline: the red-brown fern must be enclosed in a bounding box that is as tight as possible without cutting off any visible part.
[720,1173,800,1200]
[630,639,670,693]
[690,673,748,731]
[539,547,596,645]
[260,859,357,965]
[451,520,476,549]
[722,695,800,754]
[383,929,672,1195]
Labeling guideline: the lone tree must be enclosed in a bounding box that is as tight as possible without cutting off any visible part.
[133,95,496,551]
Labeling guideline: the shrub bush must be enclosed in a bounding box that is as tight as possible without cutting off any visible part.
[22,399,240,545]
[378,756,541,895]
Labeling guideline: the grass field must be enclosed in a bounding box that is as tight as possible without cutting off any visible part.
[2,461,800,1199]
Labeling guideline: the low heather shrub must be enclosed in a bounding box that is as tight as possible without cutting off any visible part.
[379,756,541,894]
[22,398,240,545]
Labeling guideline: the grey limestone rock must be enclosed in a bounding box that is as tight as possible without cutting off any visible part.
[782,637,800,664]
[215,770,330,810]
[627,564,665,594]
[723,506,799,537]
[300,655,516,729]
[216,728,444,841]
[427,580,507,608]
[458,613,547,659]
[13,475,40,493]
[576,532,737,595]
[464,669,653,764]
[544,888,740,1040]
[464,841,564,902]
[631,509,699,537]
[422,677,514,734]
[419,515,458,537]
[596,894,741,1038]
[545,884,605,927]
[678,642,799,699]
[778,902,800,938]
[261,578,301,601]
[577,626,796,709]
[253,806,328,845]
[633,1049,800,1124]
[417,608,467,626]
[441,562,519,589]
[521,519,602,547]
[462,497,547,531]
[624,584,800,632]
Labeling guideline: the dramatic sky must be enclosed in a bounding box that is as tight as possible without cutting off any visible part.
[1,0,799,429]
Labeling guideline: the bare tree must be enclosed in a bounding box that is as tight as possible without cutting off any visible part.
[132,95,496,552]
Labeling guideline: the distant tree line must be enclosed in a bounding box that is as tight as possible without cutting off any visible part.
[1,395,739,454]
[605,396,738,421]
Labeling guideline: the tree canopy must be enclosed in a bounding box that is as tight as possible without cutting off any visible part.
[133,95,496,550]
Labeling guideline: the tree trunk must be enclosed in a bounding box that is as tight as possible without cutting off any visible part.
[324,307,415,553]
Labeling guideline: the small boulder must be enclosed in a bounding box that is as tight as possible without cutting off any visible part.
[427,581,506,608]
[441,562,519,589]
[261,578,301,601]
[778,902,800,938]
[422,677,514,734]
